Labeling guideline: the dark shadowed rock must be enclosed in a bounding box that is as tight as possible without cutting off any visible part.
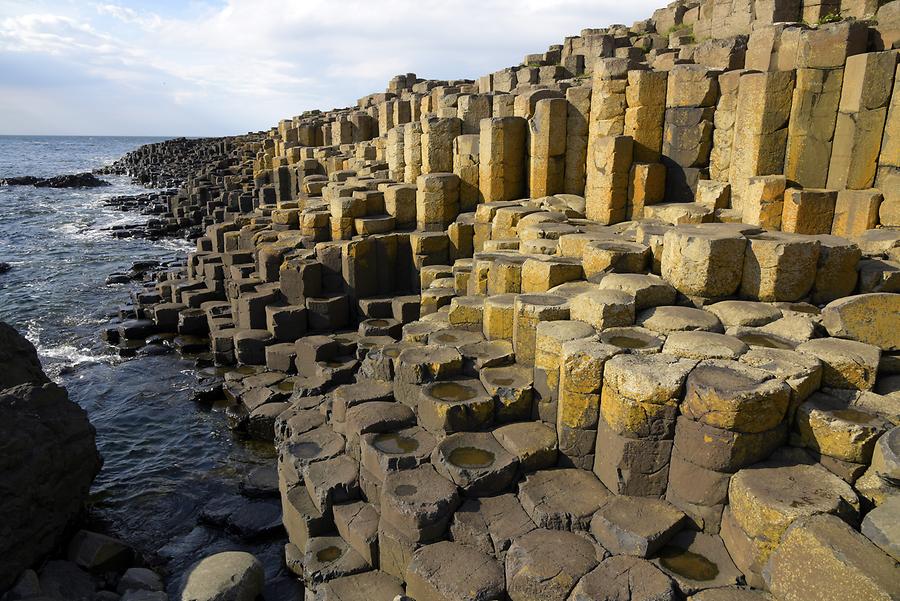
[37,560,96,600]
[1,173,110,188]
[0,323,102,590]
[0,320,50,390]
[0,176,40,186]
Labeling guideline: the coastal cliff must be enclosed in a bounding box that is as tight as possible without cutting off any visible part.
[13,0,900,599]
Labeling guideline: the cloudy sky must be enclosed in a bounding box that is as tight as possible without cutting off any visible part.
[0,0,658,137]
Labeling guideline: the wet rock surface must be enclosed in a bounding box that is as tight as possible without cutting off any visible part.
[1,172,111,188]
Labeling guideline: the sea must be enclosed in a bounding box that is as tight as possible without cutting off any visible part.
[0,136,300,598]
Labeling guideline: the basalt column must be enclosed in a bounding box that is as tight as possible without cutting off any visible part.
[564,85,591,195]
[478,117,527,203]
[527,97,567,198]
[827,51,896,190]
[403,122,424,184]
[585,59,632,224]
[729,70,795,213]
[877,63,900,226]
[662,65,719,202]
[421,117,462,175]
[453,134,481,211]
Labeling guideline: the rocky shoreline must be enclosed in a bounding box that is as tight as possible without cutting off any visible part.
[6,0,900,600]
[1,173,111,188]
[0,322,172,601]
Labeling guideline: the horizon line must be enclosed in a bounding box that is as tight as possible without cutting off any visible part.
[0,134,236,139]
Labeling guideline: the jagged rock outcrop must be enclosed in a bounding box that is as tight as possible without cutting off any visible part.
[99,136,262,189]
[0,173,111,188]
[0,321,49,390]
[0,321,102,591]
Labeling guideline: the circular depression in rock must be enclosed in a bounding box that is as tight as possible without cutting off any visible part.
[394,484,418,497]
[736,332,794,349]
[292,442,322,458]
[430,382,477,402]
[373,432,420,454]
[433,332,463,344]
[448,446,495,469]
[658,546,719,581]
[316,546,342,562]
[607,334,652,349]
[832,408,880,425]
[690,365,758,392]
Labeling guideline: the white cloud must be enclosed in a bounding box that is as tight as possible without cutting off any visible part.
[94,3,162,29]
[0,0,662,135]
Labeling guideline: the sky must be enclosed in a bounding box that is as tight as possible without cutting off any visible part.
[0,0,660,137]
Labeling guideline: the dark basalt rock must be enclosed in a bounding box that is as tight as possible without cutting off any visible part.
[0,262,10,273]
[0,322,102,590]
[1,173,110,188]
[0,321,50,390]
[0,175,40,186]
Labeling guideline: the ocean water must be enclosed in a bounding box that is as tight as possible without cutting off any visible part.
[0,136,298,598]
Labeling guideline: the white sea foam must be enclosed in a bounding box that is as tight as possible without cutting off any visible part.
[25,320,112,378]
[56,222,108,242]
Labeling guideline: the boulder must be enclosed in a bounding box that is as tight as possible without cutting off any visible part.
[0,358,101,590]
[180,551,264,601]
[67,530,134,573]
[117,567,165,595]
[38,560,95,600]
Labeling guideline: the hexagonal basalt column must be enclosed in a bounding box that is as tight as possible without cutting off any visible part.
[598,326,665,354]
[681,360,793,433]
[483,294,518,340]
[431,431,519,497]
[534,320,597,422]
[557,339,622,468]
[479,363,534,423]
[380,464,460,544]
[513,294,570,365]
[600,354,696,441]
[416,377,495,435]
[518,468,611,532]
[393,345,463,409]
